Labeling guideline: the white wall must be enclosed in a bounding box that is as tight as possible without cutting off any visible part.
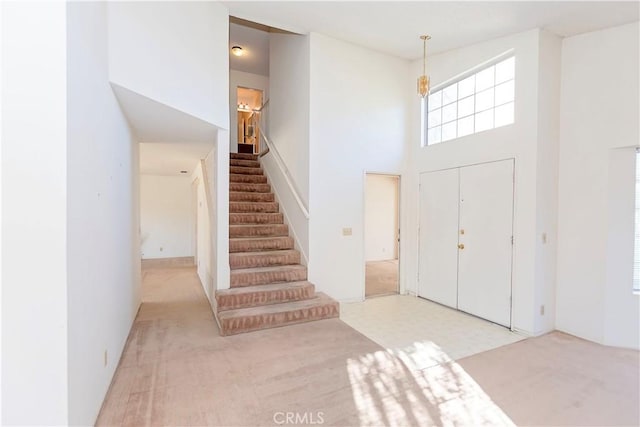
[107,1,229,128]
[140,175,194,259]
[269,33,310,206]
[229,70,269,153]
[66,3,141,425]
[556,21,640,349]
[1,2,69,425]
[534,30,562,334]
[210,130,230,293]
[192,134,230,303]
[308,33,409,302]
[193,162,213,298]
[365,175,399,261]
[406,29,556,335]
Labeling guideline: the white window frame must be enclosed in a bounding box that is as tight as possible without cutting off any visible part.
[422,51,515,147]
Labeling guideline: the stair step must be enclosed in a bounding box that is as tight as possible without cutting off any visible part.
[231,153,258,161]
[230,159,260,168]
[216,281,315,311]
[230,182,271,193]
[230,192,275,203]
[230,174,267,184]
[230,236,294,253]
[230,224,288,238]
[230,201,279,213]
[230,249,300,270]
[230,166,264,175]
[230,264,307,287]
[218,293,339,336]
[230,213,283,225]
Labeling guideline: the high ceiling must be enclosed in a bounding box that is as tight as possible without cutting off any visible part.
[229,22,270,76]
[224,1,639,60]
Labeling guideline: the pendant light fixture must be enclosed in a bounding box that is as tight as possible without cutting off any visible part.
[418,35,431,98]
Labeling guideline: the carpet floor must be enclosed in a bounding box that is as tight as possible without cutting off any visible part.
[96,265,639,426]
[365,260,398,297]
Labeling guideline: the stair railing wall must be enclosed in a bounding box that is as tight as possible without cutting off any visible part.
[256,100,309,218]
[255,100,310,264]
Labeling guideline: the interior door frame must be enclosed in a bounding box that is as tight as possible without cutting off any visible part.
[362,171,402,301]
[417,157,516,330]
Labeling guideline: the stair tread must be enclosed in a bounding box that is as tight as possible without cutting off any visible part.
[229,236,291,242]
[216,281,312,296]
[230,264,306,275]
[230,222,285,225]
[218,292,336,319]
[230,249,299,257]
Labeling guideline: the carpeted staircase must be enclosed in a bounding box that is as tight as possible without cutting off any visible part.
[215,153,339,335]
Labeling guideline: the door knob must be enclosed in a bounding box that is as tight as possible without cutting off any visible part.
[458,243,465,250]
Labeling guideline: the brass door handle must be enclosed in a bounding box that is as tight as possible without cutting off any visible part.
[458,243,465,250]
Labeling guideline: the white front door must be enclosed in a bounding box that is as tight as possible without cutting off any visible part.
[457,159,514,327]
[418,169,460,308]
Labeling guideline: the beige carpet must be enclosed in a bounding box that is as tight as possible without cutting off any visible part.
[96,265,639,426]
[365,259,398,297]
[459,331,640,426]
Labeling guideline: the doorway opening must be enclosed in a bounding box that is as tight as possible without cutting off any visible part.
[364,173,400,298]
[236,87,263,154]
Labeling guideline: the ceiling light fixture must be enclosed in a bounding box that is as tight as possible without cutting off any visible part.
[231,46,244,57]
[418,35,431,98]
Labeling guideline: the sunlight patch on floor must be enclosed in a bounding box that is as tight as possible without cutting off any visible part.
[347,340,515,426]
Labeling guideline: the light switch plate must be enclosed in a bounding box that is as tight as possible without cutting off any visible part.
[342,227,352,236]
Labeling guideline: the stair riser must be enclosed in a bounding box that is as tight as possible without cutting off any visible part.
[230,192,275,203]
[230,268,307,287]
[229,237,294,253]
[230,153,258,161]
[230,174,268,184]
[216,284,315,311]
[230,202,279,213]
[230,225,288,238]
[229,183,271,193]
[220,301,339,335]
[230,159,260,168]
[230,213,283,225]
[230,252,301,270]
[230,166,264,175]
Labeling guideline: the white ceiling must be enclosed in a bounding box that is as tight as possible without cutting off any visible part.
[224,1,639,60]
[230,22,270,76]
[140,142,214,176]
[110,84,217,176]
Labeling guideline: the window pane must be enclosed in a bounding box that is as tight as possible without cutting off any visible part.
[495,80,515,105]
[441,121,457,142]
[494,102,514,128]
[458,115,474,137]
[442,84,457,105]
[475,65,495,92]
[475,109,494,132]
[442,102,457,123]
[458,95,474,117]
[428,108,442,128]
[429,91,442,111]
[496,57,515,84]
[458,75,475,99]
[475,88,494,112]
[428,126,442,145]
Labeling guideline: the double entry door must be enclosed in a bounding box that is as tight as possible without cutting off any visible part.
[418,159,514,328]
